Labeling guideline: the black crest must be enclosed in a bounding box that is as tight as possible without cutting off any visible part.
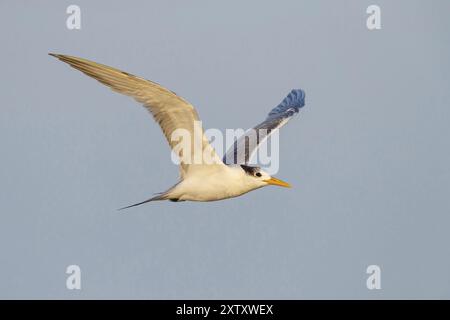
[240,165,260,176]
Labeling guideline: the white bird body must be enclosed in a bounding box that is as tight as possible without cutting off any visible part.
[167,165,265,202]
[49,53,306,208]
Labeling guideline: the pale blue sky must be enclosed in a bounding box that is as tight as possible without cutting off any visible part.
[1,0,450,298]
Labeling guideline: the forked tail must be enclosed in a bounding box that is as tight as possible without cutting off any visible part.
[118,193,168,210]
[118,182,180,210]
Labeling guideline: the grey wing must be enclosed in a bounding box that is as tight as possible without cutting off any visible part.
[223,89,306,165]
[50,54,224,178]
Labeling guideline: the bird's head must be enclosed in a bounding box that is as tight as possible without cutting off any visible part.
[240,165,291,188]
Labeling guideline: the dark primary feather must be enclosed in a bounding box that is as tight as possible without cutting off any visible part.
[223,89,306,164]
[267,89,305,120]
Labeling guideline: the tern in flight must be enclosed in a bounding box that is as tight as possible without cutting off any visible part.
[50,54,306,208]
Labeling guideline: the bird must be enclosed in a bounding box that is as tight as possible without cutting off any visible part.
[49,53,306,208]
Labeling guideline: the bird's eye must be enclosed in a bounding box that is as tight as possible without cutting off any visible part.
[255,172,262,177]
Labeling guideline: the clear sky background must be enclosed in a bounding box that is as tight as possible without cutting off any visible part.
[1,0,449,299]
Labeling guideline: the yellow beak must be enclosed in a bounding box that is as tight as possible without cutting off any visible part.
[264,177,291,188]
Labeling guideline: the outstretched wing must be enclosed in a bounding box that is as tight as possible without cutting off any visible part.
[223,89,306,165]
[50,54,223,178]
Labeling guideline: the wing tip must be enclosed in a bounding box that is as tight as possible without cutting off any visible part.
[268,88,306,119]
[288,88,306,109]
[48,52,61,59]
[49,53,77,63]
[49,53,69,62]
